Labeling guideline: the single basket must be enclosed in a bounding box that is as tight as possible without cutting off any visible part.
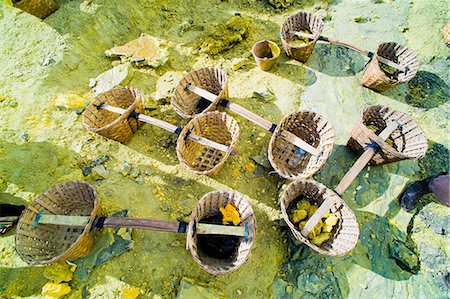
[280,12,324,63]
[252,40,281,71]
[15,181,99,265]
[280,179,359,256]
[361,42,419,92]
[268,111,335,180]
[82,86,145,143]
[171,68,228,118]
[177,111,239,176]
[186,190,257,275]
[14,0,58,19]
[347,105,428,165]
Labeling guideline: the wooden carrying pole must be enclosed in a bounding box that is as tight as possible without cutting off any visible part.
[288,30,406,73]
[34,214,246,237]
[300,122,399,237]
[101,104,230,153]
[187,85,321,156]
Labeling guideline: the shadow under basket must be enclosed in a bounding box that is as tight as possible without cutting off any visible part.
[177,111,239,176]
[186,190,256,275]
[82,86,145,143]
[171,68,228,119]
[280,179,359,256]
[346,105,428,165]
[15,181,99,265]
[268,110,335,180]
[280,11,324,63]
[361,42,419,92]
[14,0,59,19]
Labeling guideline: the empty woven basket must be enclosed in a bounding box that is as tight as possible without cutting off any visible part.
[186,190,256,275]
[15,181,99,265]
[14,0,58,19]
[268,111,335,180]
[280,12,324,62]
[171,68,228,118]
[177,111,239,176]
[347,105,428,165]
[361,42,419,92]
[82,86,145,143]
[280,179,359,256]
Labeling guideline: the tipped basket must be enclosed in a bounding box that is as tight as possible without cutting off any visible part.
[14,0,58,19]
[177,111,239,176]
[280,12,324,63]
[361,42,419,92]
[280,179,359,256]
[82,86,145,143]
[186,190,256,275]
[268,111,334,180]
[15,181,99,265]
[171,68,228,118]
[347,105,428,165]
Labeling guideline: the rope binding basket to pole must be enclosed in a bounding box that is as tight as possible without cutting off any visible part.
[82,86,239,176]
[15,182,256,275]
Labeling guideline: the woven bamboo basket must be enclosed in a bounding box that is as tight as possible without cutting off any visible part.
[347,105,428,165]
[82,87,145,143]
[177,111,239,176]
[280,179,359,256]
[252,40,281,71]
[280,12,324,63]
[171,68,228,118]
[186,190,256,275]
[15,181,99,265]
[361,42,419,92]
[268,111,335,180]
[14,0,58,19]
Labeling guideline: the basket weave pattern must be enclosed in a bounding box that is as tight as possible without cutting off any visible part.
[347,105,428,165]
[361,42,419,92]
[82,87,145,143]
[280,12,324,62]
[14,0,58,19]
[268,111,334,180]
[15,181,99,265]
[177,111,239,176]
[280,179,359,256]
[171,68,228,118]
[186,190,256,275]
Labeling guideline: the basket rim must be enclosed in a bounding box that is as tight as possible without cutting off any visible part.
[280,11,324,49]
[15,180,99,265]
[82,86,142,135]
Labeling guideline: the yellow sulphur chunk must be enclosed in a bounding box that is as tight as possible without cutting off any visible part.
[325,215,339,227]
[323,224,334,233]
[311,232,331,246]
[308,205,318,216]
[296,200,310,211]
[291,209,308,223]
[299,221,307,231]
[42,282,71,299]
[122,287,140,299]
[219,203,241,226]
[307,220,323,239]
[322,210,330,219]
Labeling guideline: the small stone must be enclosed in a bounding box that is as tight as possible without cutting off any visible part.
[91,165,109,180]
[134,177,144,184]
[92,63,134,95]
[236,289,242,295]
[41,282,71,299]
[144,167,154,176]
[54,93,90,112]
[285,285,293,294]
[21,133,29,141]
[119,162,132,176]
[130,165,140,178]
[8,100,18,108]
[82,166,92,176]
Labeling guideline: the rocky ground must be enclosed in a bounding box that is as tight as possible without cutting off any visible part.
[0,0,448,298]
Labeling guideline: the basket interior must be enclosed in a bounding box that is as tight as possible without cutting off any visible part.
[376,43,419,82]
[282,12,323,45]
[15,181,97,265]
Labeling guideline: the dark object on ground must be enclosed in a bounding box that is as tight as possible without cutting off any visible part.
[0,204,26,235]
[197,214,239,259]
[400,174,449,211]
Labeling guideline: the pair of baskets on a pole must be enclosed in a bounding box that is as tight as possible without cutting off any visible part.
[280,11,420,92]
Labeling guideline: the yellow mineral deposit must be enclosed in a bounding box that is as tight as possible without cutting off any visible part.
[41,282,71,299]
[43,262,74,283]
[105,34,168,67]
[54,93,90,110]
[122,287,141,299]
[220,203,241,225]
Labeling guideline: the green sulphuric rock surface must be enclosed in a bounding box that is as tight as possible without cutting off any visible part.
[0,0,448,298]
